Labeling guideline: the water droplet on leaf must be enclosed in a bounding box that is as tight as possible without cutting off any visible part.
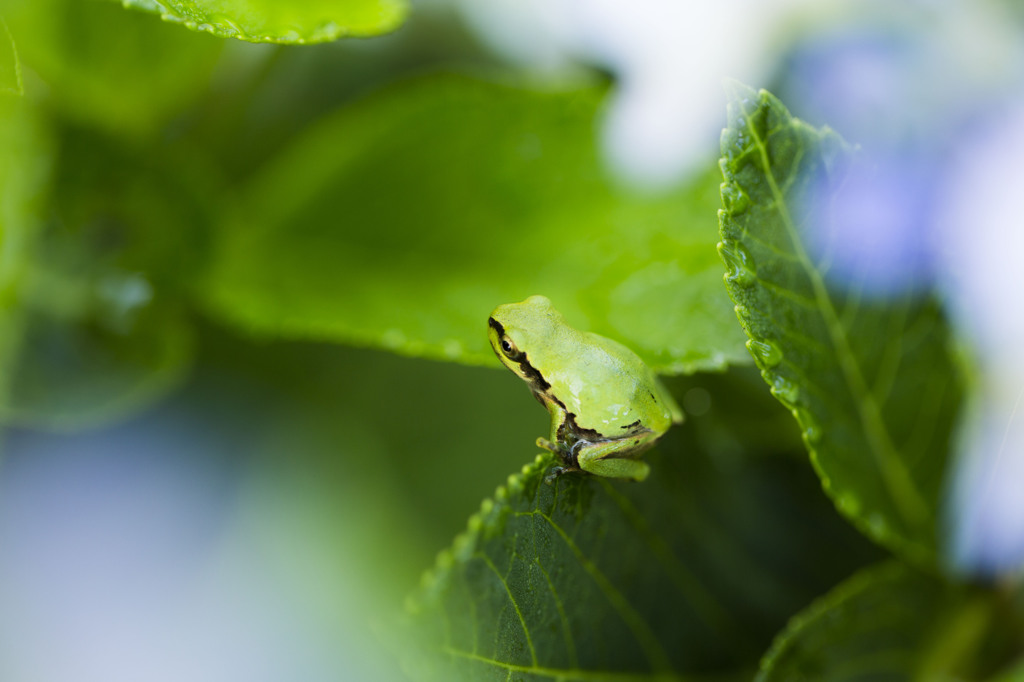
[747,338,783,367]
[718,239,757,286]
[721,184,751,215]
[837,493,861,516]
[770,375,800,406]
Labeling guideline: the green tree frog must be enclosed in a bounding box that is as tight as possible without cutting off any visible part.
[488,295,683,482]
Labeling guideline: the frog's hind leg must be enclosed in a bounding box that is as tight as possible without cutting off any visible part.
[574,429,660,482]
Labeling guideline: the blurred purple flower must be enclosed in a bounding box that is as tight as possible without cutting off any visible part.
[803,149,942,296]
[937,101,1024,576]
[783,12,1024,575]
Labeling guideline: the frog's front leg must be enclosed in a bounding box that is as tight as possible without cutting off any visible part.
[535,398,566,453]
[536,401,577,480]
[574,429,660,482]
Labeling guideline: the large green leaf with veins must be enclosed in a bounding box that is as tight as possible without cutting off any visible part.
[203,74,749,374]
[121,0,408,43]
[717,83,963,564]
[403,412,882,681]
[758,562,1022,681]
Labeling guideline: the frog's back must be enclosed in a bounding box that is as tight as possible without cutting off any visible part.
[547,329,676,435]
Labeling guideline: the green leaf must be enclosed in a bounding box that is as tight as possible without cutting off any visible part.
[0,123,201,430]
[4,0,223,135]
[717,83,963,563]
[121,0,408,43]
[0,96,51,408]
[0,298,194,430]
[0,98,48,293]
[0,18,23,96]
[403,416,882,680]
[757,562,1022,681]
[989,658,1024,682]
[203,74,749,374]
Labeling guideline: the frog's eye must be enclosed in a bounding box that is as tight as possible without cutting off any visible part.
[500,336,520,359]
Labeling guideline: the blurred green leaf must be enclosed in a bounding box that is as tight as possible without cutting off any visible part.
[403,419,882,681]
[203,73,749,374]
[182,10,504,183]
[0,97,51,410]
[0,18,23,95]
[990,658,1024,682]
[4,0,223,135]
[717,83,963,564]
[122,0,408,43]
[758,562,1022,681]
[1,298,193,430]
[0,98,49,295]
[48,126,220,293]
[0,123,204,430]
[200,326,550,566]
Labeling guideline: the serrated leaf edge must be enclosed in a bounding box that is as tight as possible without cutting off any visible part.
[405,453,552,617]
[120,0,408,44]
[718,83,934,563]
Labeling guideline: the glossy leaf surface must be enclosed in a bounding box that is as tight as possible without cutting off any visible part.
[718,83,963,563]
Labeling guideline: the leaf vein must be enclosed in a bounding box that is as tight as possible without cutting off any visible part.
[735,94,930,531]
[442,647,691,681]
[479,551,539,667]
[522,509,673,673]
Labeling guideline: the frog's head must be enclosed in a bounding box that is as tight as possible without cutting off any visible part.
[488,295,561,390]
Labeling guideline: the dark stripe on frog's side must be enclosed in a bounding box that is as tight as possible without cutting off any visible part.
[558,413,613,468]
[620,419,642,430]
[558,412,604,444]
[489,317,552,393]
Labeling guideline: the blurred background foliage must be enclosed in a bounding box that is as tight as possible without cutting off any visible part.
[0,0,1023,680]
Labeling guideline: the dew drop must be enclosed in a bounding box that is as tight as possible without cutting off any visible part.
[865,513,886,536]
[316,21,340,40]
[721,184,751,215]
[441,338,463,359]
[747,338,783,368]
[769,375,800,406]
[837,493,862,516]
[792,408,820,437]
[381,328,407,349]
[721,129,739,159]
[718,239,757,286]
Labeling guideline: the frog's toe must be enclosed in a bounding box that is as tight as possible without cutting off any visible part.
[536,437,560,453]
